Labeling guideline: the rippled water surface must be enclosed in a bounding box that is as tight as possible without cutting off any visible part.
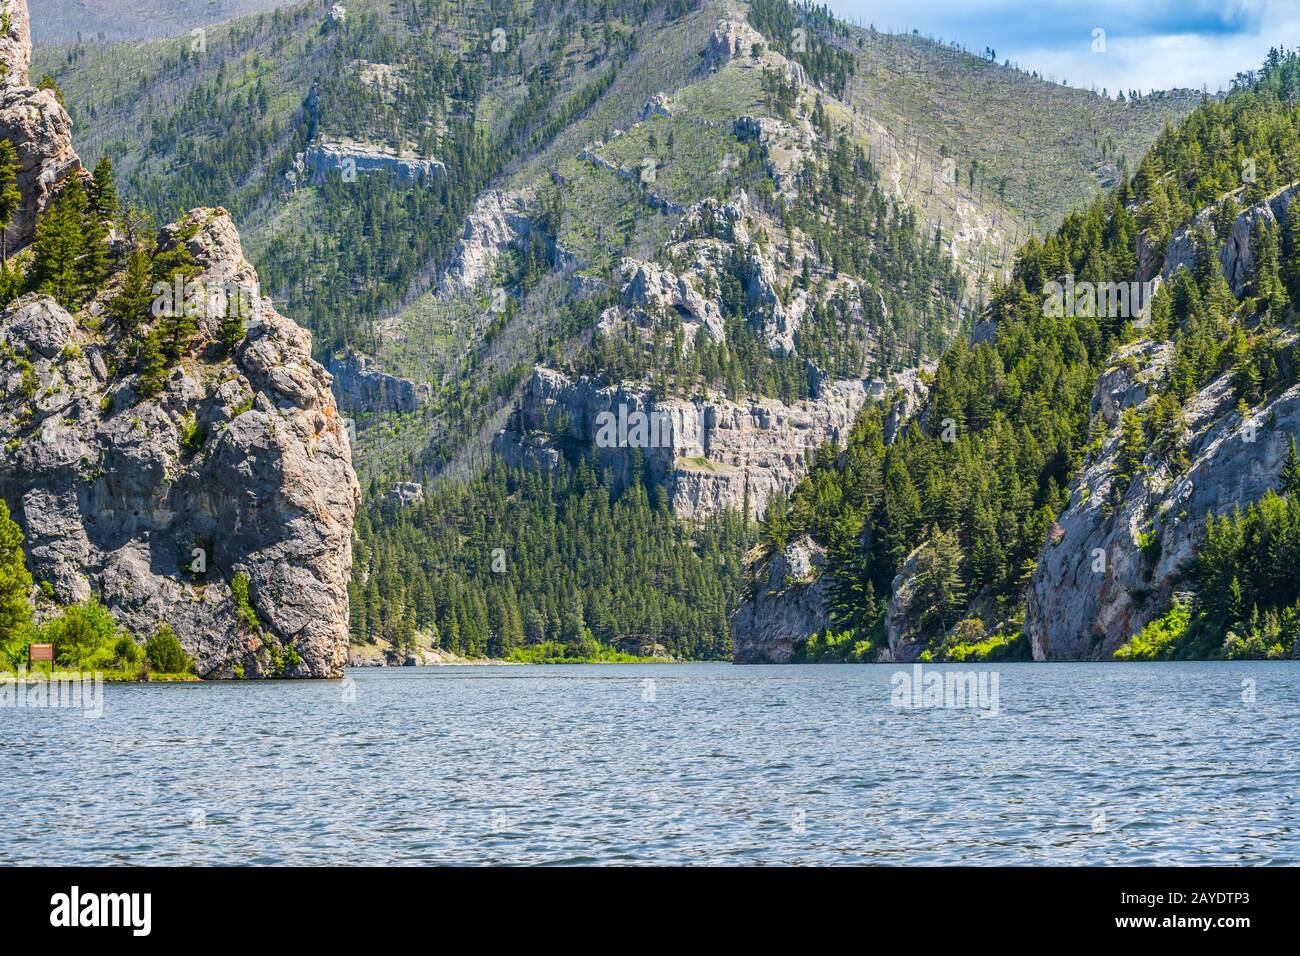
[3,662,1298,864]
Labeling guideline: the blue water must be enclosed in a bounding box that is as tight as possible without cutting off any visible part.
[2,662,1297,864]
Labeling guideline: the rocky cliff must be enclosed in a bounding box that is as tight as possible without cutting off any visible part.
[1138,182,1299,296]
[303,138,446,188]
[727,373,929,662]
[0,2,359,677]
[0,0,81,256]
[0,209,360,676]
[326,349,432,414]
[1023,178,1300,660]
[438,188,580,297]
[495,365,925,520]
[730,535,831,663]
[1025,337,1300,660]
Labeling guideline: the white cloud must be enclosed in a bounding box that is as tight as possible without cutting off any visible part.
[826,0,1300,94]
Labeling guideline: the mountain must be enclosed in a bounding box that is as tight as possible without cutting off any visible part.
[735,48,1300,664]
[0,0,359,678]
[24,0,1208,663]
[32,0,1197,484]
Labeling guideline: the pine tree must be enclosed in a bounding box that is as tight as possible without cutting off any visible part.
[136,329,168,398]
[89,156,119,221]
[160,302,198,363]
[216,293,247,352]
[28,176,90,310]
[106,243,155,341]
[0,138,20,266]
[1251,218,1289,322]
[912,526,966,637]
[0,498,33,644]
[1282,435,1300,497]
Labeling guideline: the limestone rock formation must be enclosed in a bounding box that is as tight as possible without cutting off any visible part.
[495,366,909,520]
[731,536,831,663]
[0,208,360,677]
[0,0,81,255]
[326,350,432,414]
[1138,182,1299,297]
[0,0,31,87]
[1025,336,1300,660]
[303,138,445,188]
[705,18,766,71]
[438,188,579,296]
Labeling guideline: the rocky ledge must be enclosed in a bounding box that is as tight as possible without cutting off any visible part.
[494,365,926,520]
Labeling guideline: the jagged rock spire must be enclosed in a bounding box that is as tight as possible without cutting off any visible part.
[0,0,81,254]
[0,0,31,88]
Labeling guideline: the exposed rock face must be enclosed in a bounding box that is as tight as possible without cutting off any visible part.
[727,369,930,662]
[326,350,431,414]
[385,481,424,507]
[0,0,81,255]
[734,115,816,201]
[640,92,674,120]
[304,138,445,187]
[705,18,766,70]
[598,196,842,357]
[731,536,831,663]
[1138,182,1299,296]
[881,546,930,663]
[495,366,907,520]
[0,209,360,677]
[607,256,725,343]
[438,189,580,296]
[1025,337,1300,660]
[0,0,31,87]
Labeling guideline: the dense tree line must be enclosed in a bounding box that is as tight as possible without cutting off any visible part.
[350,455,752,660]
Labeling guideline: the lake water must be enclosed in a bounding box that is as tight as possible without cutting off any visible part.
[3,662,1297,865]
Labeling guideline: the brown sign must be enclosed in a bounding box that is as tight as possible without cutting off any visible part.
[29,644,54,663]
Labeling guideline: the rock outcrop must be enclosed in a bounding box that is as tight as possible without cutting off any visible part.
[731,536,831,663]
[1138,182,1300,297]
[597,195,840,356]
[494,366,912,520]
[1025,336,1300,659]
[303,138,445,187]
[705,18,766,71]
[880,545,938,663]
[326,350,431,414]
[0,0,81,255]
[439,189,579,296]
[0,209,360,677]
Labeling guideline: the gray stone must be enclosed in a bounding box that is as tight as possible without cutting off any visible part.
[731,536,831,663]
[327,350,432,414]
[0,2,81,256]
[304,139,445,187]
[1025,336,1300,660]
[0,208,360,678]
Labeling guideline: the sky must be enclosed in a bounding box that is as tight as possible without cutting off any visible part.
[824,0,1299,95]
